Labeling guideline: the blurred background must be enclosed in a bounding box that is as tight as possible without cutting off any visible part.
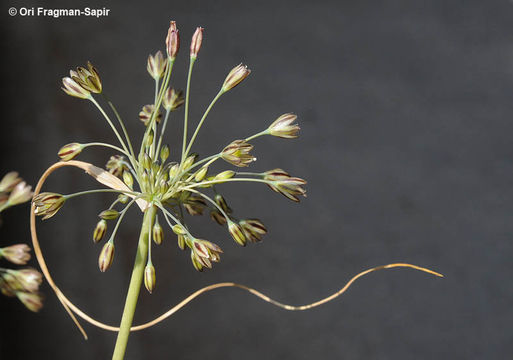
[1,0,513,359]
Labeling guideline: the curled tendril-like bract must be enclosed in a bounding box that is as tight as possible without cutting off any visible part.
[30,161,443,339]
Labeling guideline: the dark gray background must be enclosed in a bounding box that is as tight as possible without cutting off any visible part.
[1,0,512,359]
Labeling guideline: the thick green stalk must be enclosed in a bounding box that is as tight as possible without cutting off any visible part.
[111,205,157,360]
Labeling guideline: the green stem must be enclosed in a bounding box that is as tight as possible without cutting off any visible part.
[245,129,269,142]
[111,205,157,360]
[182,58,196,161]
[183,90,223,160]
[102,94,136,159]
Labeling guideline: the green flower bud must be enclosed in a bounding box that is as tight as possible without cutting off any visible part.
[144,264,156,293]
[123,171,133,189]
[228,220,246,246]
[194,166,208,182]
[172,224,187,235]
[214,170,235,181]
[160,145,170,162]
[153,218,164,245]
[99,209,119,220]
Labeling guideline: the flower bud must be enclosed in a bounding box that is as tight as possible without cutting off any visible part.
[0,244,31,265]
[221,140,256,167]
[33,192,65,220]
[177,234,186,250]
[169,163,180,178]
[268,113,300,139]
[7,182,32,206]
[228,221,246,246]
[98,242,115,272]
[183,153,198,170]
[16,292,43,312]
[194,166,208,182]
[214,170,235,181]
[123,171,133,189]
[11,269,42,293]
[99,209,119,220]
[263,169,307,202]
[172,224,187,235]
[118,194,129,204]
[160,144,170,162]
[214,194,231,214]
[210,210,227,226]
[0,172,21,192]
[58,142,84,161]
[144,264,156,293]
[190,27,204,59]
[162,88,184,111]
[93,219,107,243]
[139,104,162,126]
[147,50,166,79]
[146,129,155,147]
[62,77,91,99]
[153,219,164,245]
[166,21,180,59]
[240,219,267,243]
[70,62,102,94]
[222,64,251,92]
[106,155,128,177]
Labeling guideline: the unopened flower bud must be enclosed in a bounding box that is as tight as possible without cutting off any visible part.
[0,172,21,193]
[99,209,119,220]
[11,269,42,293]
[166,21,180,59]
[263,168,307,202]
[222,64,251,92]
[190,27,204,59]
[210,210,227,226]
[106,155,128,177]
[228,221,246,246]
[123,171,133,189]
[194,166,208,182]
[162,88,184,111]
[153,218,164,245]
[118,194,129,204]
[58,142,84,161]
[8,182,32,206]
[147,50,166,79]
[268,113,300,139]
[0,244,31,265]
[169,163,180,178]
[214,194,232,214]
[139,104,162,126]
[214,170,235,181]
[93,219,107,243]
[177,234,186,250]
[98,242,115,272]
[144,264,156,293]
[172,224,187,235]
[141,153,152,170]
[16,292,43,312]
[183,153,198,170]
[160,145,170,162]
[33,192,65,220]
[62,77,91,99]
[146,130,155,147]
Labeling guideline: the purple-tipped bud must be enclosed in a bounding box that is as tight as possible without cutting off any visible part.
[222,64,251,92]
[144,264,156,293]
[268,113,300,139]
[33,192,65,220]
[93,219,107,243]
[62,77,91,99]
[240,219,267,243]
[147,50,167,79]
[98,242,115,272]
[139,104,162,126]
[221,140,256,167]
[162,88,184,111]
[166,21,180,59]
[263,168,307,202]
[190,27,204,59]
[228,221,246,246]
[0,244,31,265]
[58,142,84,161]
